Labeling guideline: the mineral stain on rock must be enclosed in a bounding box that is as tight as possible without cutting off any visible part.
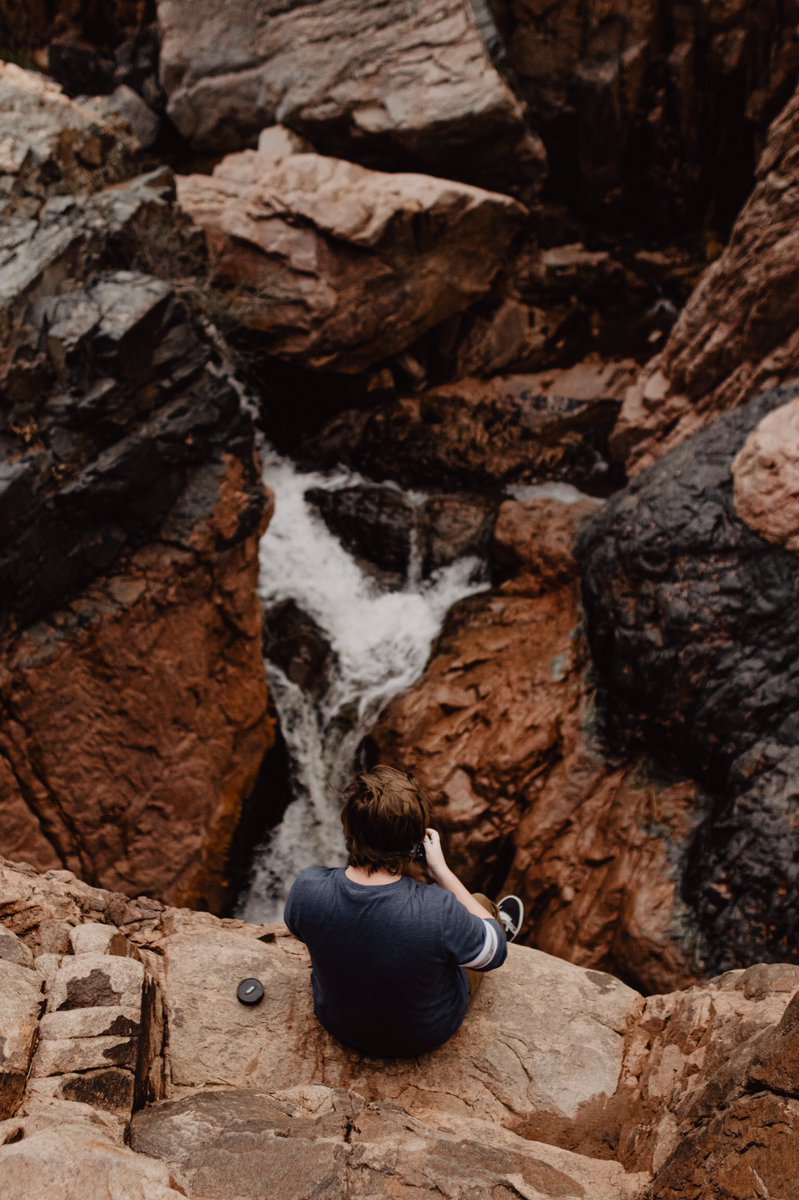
[57,969,122,1011]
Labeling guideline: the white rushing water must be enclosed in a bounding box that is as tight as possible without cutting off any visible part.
[236,446,488,922]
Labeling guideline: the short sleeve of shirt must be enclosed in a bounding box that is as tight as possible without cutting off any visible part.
[438,889,507,972]
[284,870,312,942]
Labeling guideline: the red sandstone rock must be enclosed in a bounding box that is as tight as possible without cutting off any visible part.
[0,173,272,912]
[308,374,621,492]
[616,83,799,471]
[176,150,527,374]
[0,453,273,911]
[371,498,700,993]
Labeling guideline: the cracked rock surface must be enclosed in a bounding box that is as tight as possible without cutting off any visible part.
[3,859,799,1200]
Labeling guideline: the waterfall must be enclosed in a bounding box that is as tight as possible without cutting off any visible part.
[236,446,489,922]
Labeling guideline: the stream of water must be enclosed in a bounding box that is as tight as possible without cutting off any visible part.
[236,447,489,922]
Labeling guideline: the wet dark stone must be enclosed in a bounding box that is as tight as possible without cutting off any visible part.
[264,599,337,696]
[306,484,497,585]
[49,40,116,96]
[420,494,497,576]
[0,271,243,628]
[306,484,412,585]
[304,381,622,496]
[577,385,799,974]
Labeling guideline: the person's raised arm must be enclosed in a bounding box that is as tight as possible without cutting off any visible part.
[422,828,494,922]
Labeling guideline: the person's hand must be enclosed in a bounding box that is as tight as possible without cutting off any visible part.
[423,828,449,883]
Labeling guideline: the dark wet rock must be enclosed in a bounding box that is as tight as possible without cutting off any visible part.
[578,384,799,974]
[306,485,413,586]
[306,484,497,586]
[0,268,242,629]
[264,600,337,697]
[489,0,799,231]
[419,493,497,576]
[48,39,118,95]
[306,375,622,495]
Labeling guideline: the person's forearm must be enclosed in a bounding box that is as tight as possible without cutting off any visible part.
[432,866,493,922]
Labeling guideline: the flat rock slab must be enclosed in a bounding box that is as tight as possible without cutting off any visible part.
[163,927,641,1132]
[176,150,526,372]
[131,1084,644,1200]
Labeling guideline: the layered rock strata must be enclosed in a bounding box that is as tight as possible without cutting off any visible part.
[157,0,546,191]
[4,859,799,1200]
[0,162,273,910]
[616,82,799,471]
[175,149,527,373]
[579,385,799,975]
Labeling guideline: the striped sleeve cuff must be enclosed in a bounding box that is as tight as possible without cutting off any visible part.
[460,919,499,970]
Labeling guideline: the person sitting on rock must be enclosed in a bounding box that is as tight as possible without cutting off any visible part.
[284,764,523,1058]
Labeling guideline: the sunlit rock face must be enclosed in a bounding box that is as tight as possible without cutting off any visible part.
[157,0,547,192]
[175,149,527,373]
[579,385,799,976]
[616,80,799,472]
[0,165,273,911]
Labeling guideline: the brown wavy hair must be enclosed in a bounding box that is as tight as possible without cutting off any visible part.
[340,765,430,875]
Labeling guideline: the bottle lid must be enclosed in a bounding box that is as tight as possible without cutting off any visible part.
[236,976,265,1005]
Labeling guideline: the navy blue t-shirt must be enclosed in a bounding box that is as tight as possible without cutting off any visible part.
[284,866,507,1057]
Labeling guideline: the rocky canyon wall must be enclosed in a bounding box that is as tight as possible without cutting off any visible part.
[3,0,799,1002]
[0,70,273,910]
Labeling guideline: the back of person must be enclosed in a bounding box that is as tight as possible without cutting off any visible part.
[285,865,504,1057]
[283,766,519,1059]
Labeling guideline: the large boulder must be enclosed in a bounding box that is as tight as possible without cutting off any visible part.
[157,917,640,1139]
[156,0,546,191]
[616,82,799,472]
[578,385,799,975]
[175,149,527,374]
[0,171,273,910]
